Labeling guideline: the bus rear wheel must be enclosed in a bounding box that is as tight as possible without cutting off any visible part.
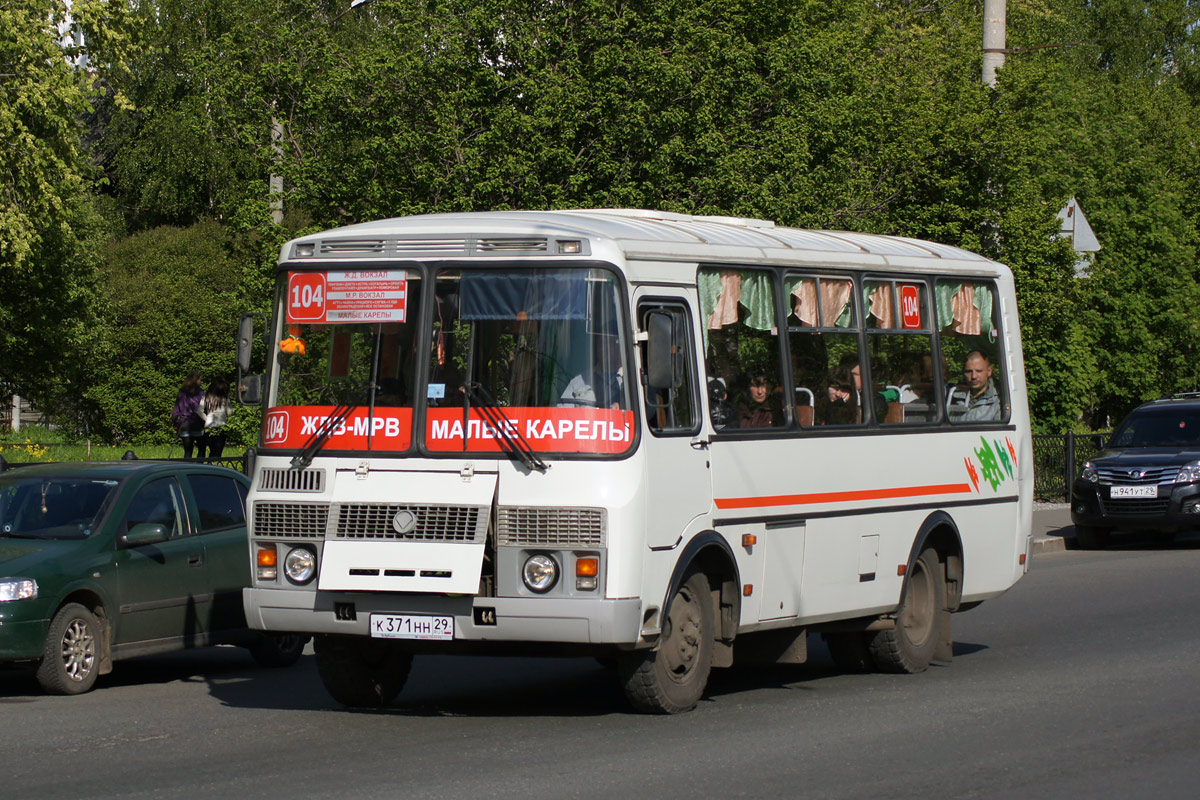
[619,571,714,714]
[868,547,945,674]
[314,634,413,708]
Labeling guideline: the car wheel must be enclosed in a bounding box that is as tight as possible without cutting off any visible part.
[1073,524,1110,550]
[249,633,309,668]
[618,570,714,714]
[36,603,101,695]
[868,547,945,674]
[314,635,413,708]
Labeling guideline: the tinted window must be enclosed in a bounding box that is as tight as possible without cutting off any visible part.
[125,478,185,538]
[1111,408,1200,447]
[187,474,247,531]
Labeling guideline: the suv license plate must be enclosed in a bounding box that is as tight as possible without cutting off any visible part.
[369,613,454,641]
[1110,485,1157,498]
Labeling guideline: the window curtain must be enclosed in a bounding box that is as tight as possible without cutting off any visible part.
[935,282,994,335]
[865,282,896,329]
[784,277,853,328]
[699,269,776,347]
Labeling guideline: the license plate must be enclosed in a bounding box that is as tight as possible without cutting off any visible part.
[369,613,454,641]
[1110,485,1157,498]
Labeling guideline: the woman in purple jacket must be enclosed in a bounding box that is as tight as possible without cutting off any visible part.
[170,371,205,459]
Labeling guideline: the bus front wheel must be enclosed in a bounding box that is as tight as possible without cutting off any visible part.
[314,634,413,708]
[868,547,945,674]
[619,571,714,714]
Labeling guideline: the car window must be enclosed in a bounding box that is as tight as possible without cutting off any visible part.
[0,477,118,540]
[124,478,186,539]
[1112,408,1200,447]
[186,474,247,532]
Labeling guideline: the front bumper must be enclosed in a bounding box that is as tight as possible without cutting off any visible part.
[0,615,50,663]
[1070,479,1200,531]
[244,587,642,646]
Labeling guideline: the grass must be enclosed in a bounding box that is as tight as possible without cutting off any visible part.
[0,426,243,463]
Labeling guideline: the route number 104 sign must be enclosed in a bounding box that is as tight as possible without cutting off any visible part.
[286,271,408,324]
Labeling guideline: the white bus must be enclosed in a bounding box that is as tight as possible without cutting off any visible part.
[239,209,1033,713]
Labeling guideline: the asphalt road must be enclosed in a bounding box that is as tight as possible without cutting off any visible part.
[3,534,1199,800]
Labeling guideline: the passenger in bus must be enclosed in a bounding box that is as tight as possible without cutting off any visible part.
[825,356,887,424]
[559,334,624,409]
[708,377,735,429]
[962,350,1001,421]
[736,374,783,428]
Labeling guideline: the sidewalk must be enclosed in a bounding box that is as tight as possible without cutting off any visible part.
[1032,503,1073,554]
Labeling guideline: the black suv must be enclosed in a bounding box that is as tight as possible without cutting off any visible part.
[1071,394,1200,548]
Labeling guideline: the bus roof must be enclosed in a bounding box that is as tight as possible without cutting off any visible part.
[280,209,1004,275]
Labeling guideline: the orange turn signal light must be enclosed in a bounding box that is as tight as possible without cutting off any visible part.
[257,547,278,567]
[897,564,907,576]
[743,584,754,597]
[576,557,599,577]
[741,534,757,547]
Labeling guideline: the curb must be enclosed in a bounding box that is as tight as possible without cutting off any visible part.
[1032,535,1069,555]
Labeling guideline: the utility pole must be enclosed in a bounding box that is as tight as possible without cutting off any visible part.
[982,0,1006,87]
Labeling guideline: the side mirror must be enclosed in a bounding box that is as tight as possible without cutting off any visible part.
[239,374,263,405]
[237,314,256,373]
[237,313,267,406]
[645,311,678,391]
[124,522,168,546]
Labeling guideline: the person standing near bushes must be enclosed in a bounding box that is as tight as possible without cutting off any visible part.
[171,372,205,459]
[197,378,232,459]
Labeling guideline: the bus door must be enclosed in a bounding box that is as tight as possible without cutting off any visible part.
[635,291,712,549]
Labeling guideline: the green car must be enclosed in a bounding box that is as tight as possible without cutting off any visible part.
[0,460,305,694]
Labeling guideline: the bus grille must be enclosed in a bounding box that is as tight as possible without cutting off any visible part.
[332,504,488,543]
[259,468,326,493]
[497,507,607,547]
[253,501,330,539]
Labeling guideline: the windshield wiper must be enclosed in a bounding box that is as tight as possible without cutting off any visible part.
[291,401,359,471]
[465,383,548,472]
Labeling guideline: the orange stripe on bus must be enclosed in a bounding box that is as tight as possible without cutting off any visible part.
[714,483,974,510]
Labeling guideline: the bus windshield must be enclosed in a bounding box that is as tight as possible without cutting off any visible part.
[425,267,634,456]
[263,266,634,457]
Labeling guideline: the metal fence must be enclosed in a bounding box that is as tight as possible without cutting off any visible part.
[4,438,1099,499]
[1031,432,1108,500]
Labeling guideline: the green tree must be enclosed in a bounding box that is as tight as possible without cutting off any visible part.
[86,221,245,444]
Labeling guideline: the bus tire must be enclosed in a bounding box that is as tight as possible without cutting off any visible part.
[1073,525,1109,550]
[618,571,714,714]
[868,547,944,674]
[314,634,412,708]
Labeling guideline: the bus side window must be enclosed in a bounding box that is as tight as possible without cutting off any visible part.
[639,302,699,434]
[785,275,863,427]
[864,279,935,426]
[699,268,786,430]
[936,279,1009,424]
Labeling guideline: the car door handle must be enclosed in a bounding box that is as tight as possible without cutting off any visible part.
[188,553,204,567]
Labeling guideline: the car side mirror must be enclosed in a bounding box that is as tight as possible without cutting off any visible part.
[124,522,168,546]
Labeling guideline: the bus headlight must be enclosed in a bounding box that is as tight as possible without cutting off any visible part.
[1080,461,1098,483]
[522,554,558,593]
[284,547,317,584]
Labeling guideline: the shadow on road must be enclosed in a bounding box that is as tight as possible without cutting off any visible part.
[0,633,997,714]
